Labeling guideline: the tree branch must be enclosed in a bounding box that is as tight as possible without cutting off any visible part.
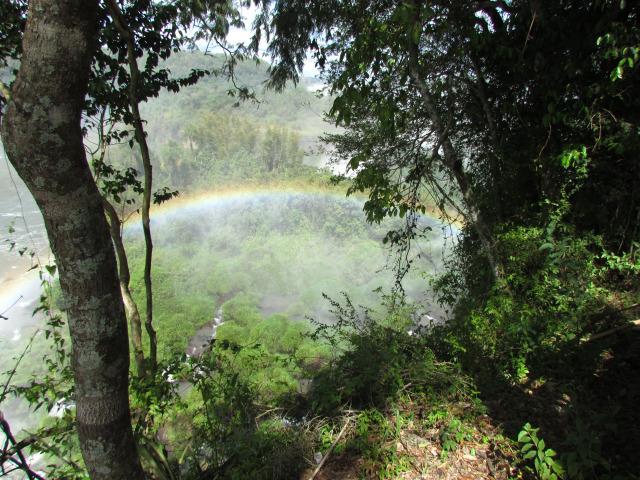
[107,0,158,373]
[0,80,11,102]
[406,3,501,280]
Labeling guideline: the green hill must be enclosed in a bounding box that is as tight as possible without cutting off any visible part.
[101,51,334,193]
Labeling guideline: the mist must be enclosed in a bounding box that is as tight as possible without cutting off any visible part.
[123,191,450,360]
[0,52,454,441]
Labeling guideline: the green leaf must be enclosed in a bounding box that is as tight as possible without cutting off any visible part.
[521,443,534,452]
[551,461,565,476]
[518,426,531,442]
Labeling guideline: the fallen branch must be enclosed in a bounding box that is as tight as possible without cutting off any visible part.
[308,417,351,480]
[582,319,640,343]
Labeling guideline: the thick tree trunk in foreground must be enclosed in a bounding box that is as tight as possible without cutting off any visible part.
[0,1,144,478]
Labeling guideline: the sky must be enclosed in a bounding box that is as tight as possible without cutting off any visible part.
[205,4,321,78]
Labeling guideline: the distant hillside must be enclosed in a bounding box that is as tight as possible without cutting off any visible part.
[102,51,334,193]
[142,52,331,155]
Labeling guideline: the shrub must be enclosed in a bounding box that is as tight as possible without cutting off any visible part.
[433,224,608,381]
[310,296,473,413]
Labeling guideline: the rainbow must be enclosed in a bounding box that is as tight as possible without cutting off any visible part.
[146,183,365,221]
[130,182,452,228]
[0,182,453,316]
[0,184,363,314]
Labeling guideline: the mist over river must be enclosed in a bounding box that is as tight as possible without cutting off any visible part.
[0,155,49,330]
[0,149,452,442]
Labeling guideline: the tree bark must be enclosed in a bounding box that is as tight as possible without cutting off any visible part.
[108,0,158,373]
[0,1,144,478]
[103,199,146,379]
[407,9,502,281]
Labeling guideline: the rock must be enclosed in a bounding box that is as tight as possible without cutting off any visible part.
[400,432,429,449]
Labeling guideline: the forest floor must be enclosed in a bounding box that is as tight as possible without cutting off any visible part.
[299,305,640,480]
[299,412,515,480]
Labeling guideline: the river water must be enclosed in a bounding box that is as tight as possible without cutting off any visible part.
[0,156,49,331]
[0,150,52,478]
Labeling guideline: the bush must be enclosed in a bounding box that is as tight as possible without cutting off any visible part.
[309,296,473,413]
[222,294,262,328]
[225,419,312,480]
[433,224,610,381]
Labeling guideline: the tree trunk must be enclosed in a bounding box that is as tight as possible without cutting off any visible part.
[108,0,158,373]
[0,1,144,478]
[103,199,146,379]
[407,10,502,281]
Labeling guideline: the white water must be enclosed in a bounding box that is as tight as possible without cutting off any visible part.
[0,151,51,478]
[0,151,49,334]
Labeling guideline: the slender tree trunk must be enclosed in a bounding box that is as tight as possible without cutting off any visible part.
[467,49,504,220]
[0,2,144,478]
[103,199,146,378]
[407,11,502,281]
[108,0,158,373]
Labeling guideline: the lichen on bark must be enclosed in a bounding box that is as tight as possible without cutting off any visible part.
[0,1,144,478]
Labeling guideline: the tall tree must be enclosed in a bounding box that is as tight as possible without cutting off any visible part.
[0,1,144,478]
[262,0,511,280]
[89,0,256,377]
[261,0,639,283]
[1,0,268,475]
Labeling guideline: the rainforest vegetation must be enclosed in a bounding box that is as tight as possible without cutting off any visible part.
[0,1,639,479]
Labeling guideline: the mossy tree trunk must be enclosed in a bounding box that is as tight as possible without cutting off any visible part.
[0,1,144,478]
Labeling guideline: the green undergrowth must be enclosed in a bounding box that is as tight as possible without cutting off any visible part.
[427,215,640,479]
[140,294,511,480]
[118,219,640,480]
[288,296,516,480]
[6,224,638,480]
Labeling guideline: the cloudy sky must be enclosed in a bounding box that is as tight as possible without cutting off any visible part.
[208,4,320,78]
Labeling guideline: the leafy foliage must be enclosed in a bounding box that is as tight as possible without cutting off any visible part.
[518,423,565,480]
[2,0,640,478]
[309,295,471,413]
